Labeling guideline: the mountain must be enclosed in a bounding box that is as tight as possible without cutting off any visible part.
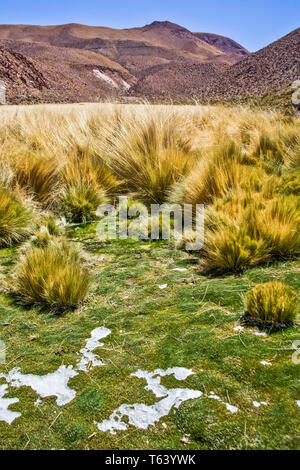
[196,27,300,100]
[0,21,246,72]
[0,21,297,104]
[0,33,140,103]
[193,32,249,59]
[0,21,250,103]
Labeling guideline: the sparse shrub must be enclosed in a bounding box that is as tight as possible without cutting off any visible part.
[14,240,90,312]
[0,186,31,247]
[59,184,107,223]
[244,282,298,326]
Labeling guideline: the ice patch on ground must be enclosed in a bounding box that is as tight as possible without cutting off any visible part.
[208,392,239,414]
[1,365,78,406]
[0,384,21,424]
[234,326,244,332]
[95,367,202,434]
[93,70,118,88]
[76,327,111,372]
[261,360,272,366]
[253,401,268,408]
[0,326,111,423]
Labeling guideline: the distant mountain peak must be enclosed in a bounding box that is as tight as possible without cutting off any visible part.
[144,20,186,30]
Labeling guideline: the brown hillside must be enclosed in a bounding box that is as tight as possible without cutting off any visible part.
[0,41,136,104]
[0,21,242,72]
[130,62,222,100]
[197,27,300,100]
[193,32,249,59]
[1,21,296,104]
[0,45,48,101]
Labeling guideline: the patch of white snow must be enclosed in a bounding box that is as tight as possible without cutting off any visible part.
[1,365,78,407]
[76,327,111,372]
[208,392,239,414]
[95,368,202,434]
[93,70,118,88]
[260,361,272,366]
[0,384,21,424]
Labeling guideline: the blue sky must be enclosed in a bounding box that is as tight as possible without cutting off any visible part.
[1,0,299,51]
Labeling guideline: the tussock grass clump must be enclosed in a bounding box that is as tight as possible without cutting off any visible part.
[252,132,284,165]
[104,112,196,204]
[203,225,269,273]
[12,153,60,208]
[62,145,120,196]
[201,192,300,273]
[170,141,266,207]
[59,184,107,223]
[244,282,298,327]
[170,142,241,206]
[14,240,90,312]
[0,186,31,247]
[279,169,300,196]
[260,196,300,258]
[38,215,61,236]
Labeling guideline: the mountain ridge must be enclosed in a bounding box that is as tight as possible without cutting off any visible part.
[0,21,298,104]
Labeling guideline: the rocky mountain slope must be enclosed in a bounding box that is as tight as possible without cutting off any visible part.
[197,27,300,100]
[193,32,249,59]
[0,45,48,101]
[0,21,298,104]
[0,40,136,103]
[0,21,247,70]
[130,62,222,100]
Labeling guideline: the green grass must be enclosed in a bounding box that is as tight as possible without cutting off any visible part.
[0,222,299,450]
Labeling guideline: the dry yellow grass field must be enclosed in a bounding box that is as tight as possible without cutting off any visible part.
[0,101,299,280]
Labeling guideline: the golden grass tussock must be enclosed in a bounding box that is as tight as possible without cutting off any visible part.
[244,282,298,326]
[12,152,61,208]
[14,240,91,312]
[100,107,198,204]
[201,192,300,273]
[0,186,32,247]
